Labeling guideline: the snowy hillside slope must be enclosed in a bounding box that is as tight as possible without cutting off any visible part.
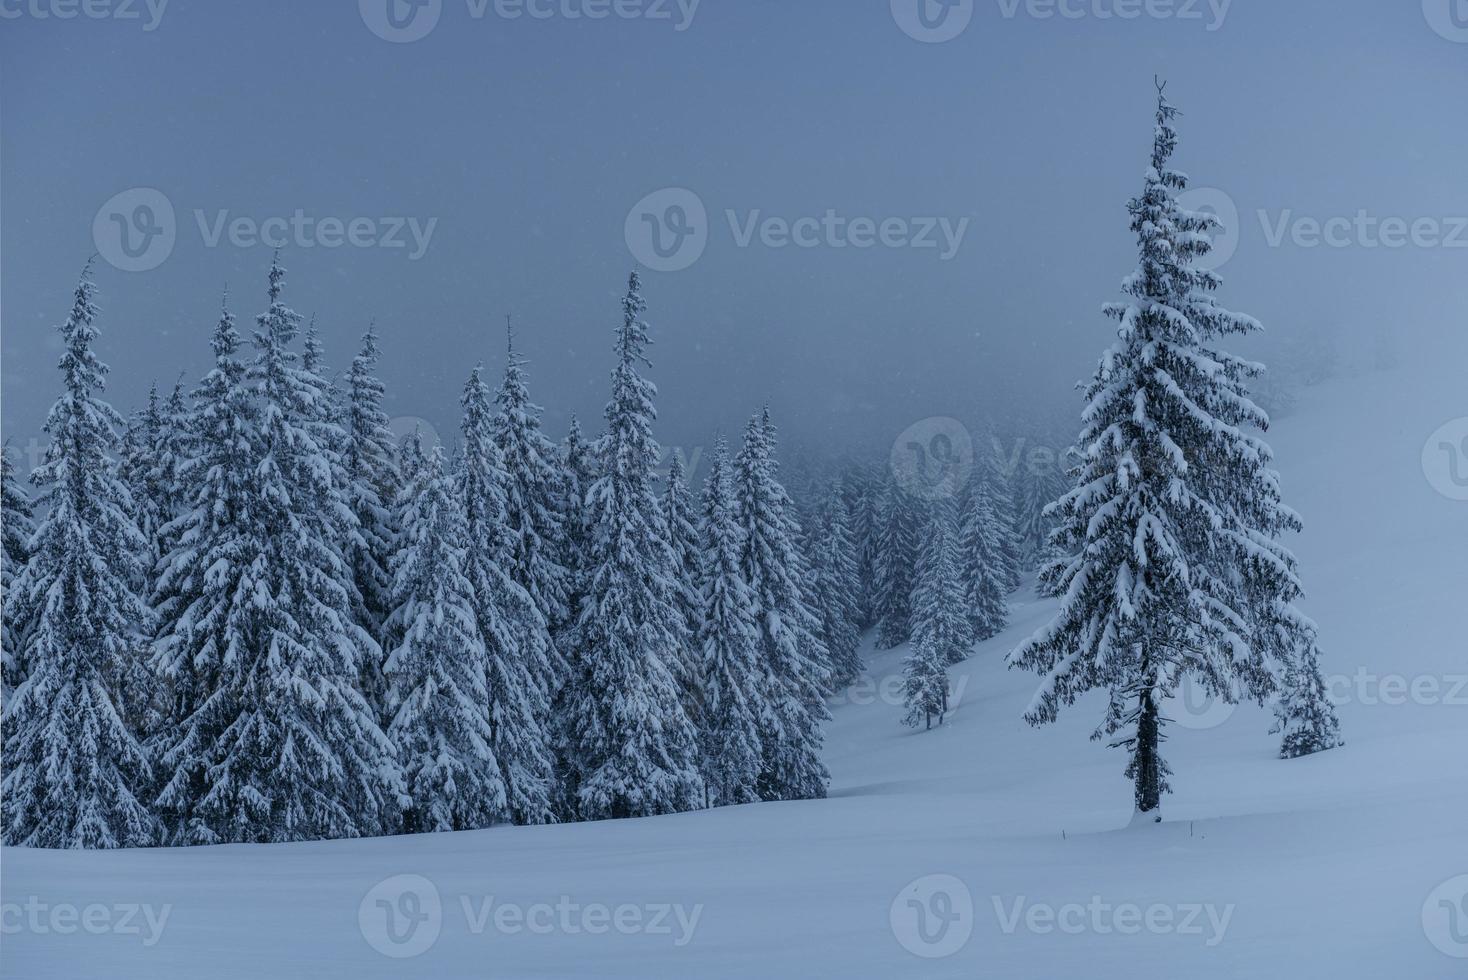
[4,358,1467,979]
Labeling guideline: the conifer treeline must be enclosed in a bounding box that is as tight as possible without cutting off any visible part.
[0,259,1034,848]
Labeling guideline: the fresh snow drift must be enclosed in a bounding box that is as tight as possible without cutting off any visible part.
[4,359,1467,977]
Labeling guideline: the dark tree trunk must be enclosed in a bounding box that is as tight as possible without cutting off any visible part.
[1132,690,1163,820]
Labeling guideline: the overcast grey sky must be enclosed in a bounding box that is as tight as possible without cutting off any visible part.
[3,0,1466,466]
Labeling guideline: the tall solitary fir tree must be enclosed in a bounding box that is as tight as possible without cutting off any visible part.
[560,273,703,820]
[2,262,158,848]
[1009,84,1316,821]
[385,445,509,831]
[736,408,831,802]
[458,364,556,825]
[694,438,766,807]
[495,319,572,697]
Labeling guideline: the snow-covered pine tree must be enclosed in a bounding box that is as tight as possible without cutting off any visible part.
[120,377,193,595]
[494,320,572,699]
[957,471,1011,641]
[660,449,704,705]
[911,501,974,668]
[809,485,864,689]
[1012,446,1068,561]
[1008,84,1315,821]
[398,424,428,488]
[1273,642,1343,759]
[151,291,255,845]
[159,257,400,843]
[901,639,949,731]
[1034,445,1083,599]
[557,414,598,649]
[560,273,703,820]
[736,407,831,802]
[979,446,1025,592]
[153,378,194,560]
[119,383,167,587]
[343,323,401,717]
[841,462,881,631]
[1,444,36,698]
[560,414,598,560]
[872,474,922,650]
[694,438,765,807]
[385,444,509,831]
[1,262,158,848]
[457,363,556,825]
[298,314,362,584]
[903,485,971,731]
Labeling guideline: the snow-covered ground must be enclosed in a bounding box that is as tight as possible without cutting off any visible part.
[5,356,1467,978]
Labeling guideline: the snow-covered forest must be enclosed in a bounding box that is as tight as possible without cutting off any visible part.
[5,4,1467,977]
[1,87,1344,853]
